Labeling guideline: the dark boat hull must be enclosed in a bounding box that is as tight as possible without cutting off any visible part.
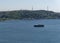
[34,25,44,27]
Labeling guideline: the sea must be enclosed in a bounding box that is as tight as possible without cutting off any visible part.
[0,19,60,43]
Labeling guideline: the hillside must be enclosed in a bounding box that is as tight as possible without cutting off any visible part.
[0,10,60,20]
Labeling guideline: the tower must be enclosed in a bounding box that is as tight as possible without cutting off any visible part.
[47,6,49,11]
[47,6,49,15]
[32,6,33,10]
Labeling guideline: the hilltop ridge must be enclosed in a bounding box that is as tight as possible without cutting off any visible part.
[0,10,60,21]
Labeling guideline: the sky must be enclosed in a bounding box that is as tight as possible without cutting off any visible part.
[0,0,60,12]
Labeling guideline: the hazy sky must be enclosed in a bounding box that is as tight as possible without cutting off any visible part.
[0,0,60,12]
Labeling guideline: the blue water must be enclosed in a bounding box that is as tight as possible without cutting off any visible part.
[0,19,60,43]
